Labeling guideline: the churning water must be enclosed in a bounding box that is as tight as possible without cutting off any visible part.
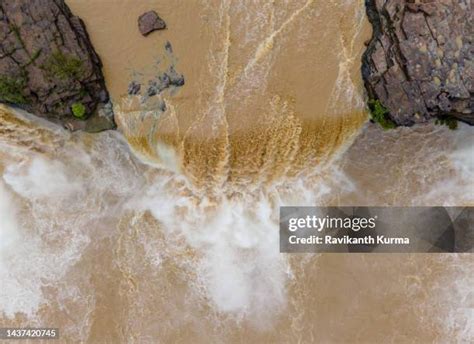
[0,0,472,342]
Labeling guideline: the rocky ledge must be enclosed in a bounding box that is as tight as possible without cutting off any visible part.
[0,0,115,132]
[362,0,473,128]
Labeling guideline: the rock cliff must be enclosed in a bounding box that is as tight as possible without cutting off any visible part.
[362,0,473,127]
[0,0,115,131]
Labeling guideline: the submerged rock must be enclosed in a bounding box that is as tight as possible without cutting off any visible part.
[0,0,115,131]
[126,42,184,100]
[165,41,173,54]
[362,0,473,126]
[128,81,141,95]
[146,66,185,97]
[138,11,166,36]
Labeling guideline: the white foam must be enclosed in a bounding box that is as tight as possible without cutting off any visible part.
[416,123,474,205]
[0,181,57,318]
[3,157,81,200]
[133,175,290,321]
[0,182,20,263]
[450,123,474,181]
[130,158,356,323]
[155,141,182,173]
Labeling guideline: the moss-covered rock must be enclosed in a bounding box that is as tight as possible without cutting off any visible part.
[368,99,396,130]
[0,0,115,132]
[71,102,86,119]
[0,75,28,104]
[43,51,84,81]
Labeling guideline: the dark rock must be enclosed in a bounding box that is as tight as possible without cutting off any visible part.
[85,101,116,133]
[146,66,184,98]
[130,42,184,100]
[0,0,115,131]
[158,100,167,112]
[167,66,185,87]
[138,11,166,36]
[165,41,173,54]
[147,81,159,97]
[128,81,141,95]
[362,0,473,126]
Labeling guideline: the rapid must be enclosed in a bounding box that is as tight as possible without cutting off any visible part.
[0,0,472,342]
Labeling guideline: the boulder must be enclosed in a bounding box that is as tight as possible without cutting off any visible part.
[138,11,166,36]
[362,0,473,126]
[0,0,115,131]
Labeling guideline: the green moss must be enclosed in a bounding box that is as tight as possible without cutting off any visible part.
[0,75,27,104]
[43,51,84,80]
[368,99,396,130]
[436,116,458,130]
[71,102,87,119]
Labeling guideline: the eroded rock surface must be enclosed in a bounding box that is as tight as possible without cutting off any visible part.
[362,0,473,126]
[0,0,115,131]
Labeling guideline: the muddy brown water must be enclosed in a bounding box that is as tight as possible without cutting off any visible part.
[0,1,472,343]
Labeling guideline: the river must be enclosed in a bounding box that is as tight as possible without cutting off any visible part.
[0,0,472,342]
